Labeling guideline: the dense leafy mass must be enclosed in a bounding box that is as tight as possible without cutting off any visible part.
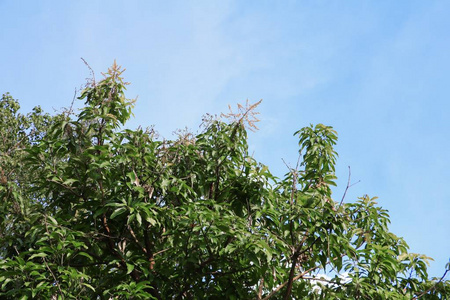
[1,63,448,299]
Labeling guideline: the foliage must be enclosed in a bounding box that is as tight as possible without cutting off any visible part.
[1,62,449,299]
[0,93,60,261]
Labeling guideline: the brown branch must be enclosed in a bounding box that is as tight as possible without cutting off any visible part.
[262,265,319,300]
[127,224,148,255]
[142,222,155,269]
[81,57,96,86]
[283,231,318,299]
[4,135,28,155]
[154,247,170,256]
[43,257,64,297]
[284,252,300,300]
[47,178,83,198]
[142,221,160,299]
[98,187,135,281]
[280,154,303,300]
[338,166,360,208]
[257,278,264,299]
[413,269,449,299]
[302,275,347,287]
[263,254,346,300]
[67,261,107,268]
[207,265,254,277]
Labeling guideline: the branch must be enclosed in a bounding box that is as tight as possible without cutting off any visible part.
[283,252,300,300]
[154,247,171,256]
[67,261,107,268]
[413,268,449,299]
[262,254,346,300]
[43,257,64,296]
[280,153,304,299]
[207,265,254,277]
[257,278,264,300]
[338,166,360,208]
[302,275,347,287]
[262,265,319,300]
[127,224,148,255]
[47,178,83,199]
[81,57,96,86]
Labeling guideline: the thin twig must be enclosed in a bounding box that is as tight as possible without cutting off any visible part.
[302,275,347,286]
[43,257,64,297]
[262,265,318,300]
[81,57,96,86]
[339,166,360,207]
[154,248,171,256]
[413,268,449,299]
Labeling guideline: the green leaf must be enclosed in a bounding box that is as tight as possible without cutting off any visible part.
[2,278,12,289]
[29,253,48,260]
[105,202,125,208]
[63,178,78,185]
[126,263,135,274]
[46,215,58,225]
[136,212,142,226]
[83,282,96,291]
[111,207,127,219]
[77,252,94,261]
[146,217,157,226]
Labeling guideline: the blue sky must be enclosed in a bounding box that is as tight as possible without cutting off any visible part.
[1,1,449,278]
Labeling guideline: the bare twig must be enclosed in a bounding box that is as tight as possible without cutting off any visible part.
[64,88,77,118]
[339,166,360,208]
[154,247,171,256]
[81,57,96,87]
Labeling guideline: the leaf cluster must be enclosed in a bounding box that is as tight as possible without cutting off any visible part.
[0,63,448,299]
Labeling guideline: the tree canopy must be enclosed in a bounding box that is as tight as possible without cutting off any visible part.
[1,62,449,299]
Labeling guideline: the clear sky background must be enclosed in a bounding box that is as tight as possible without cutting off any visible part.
[1,1,449,278]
